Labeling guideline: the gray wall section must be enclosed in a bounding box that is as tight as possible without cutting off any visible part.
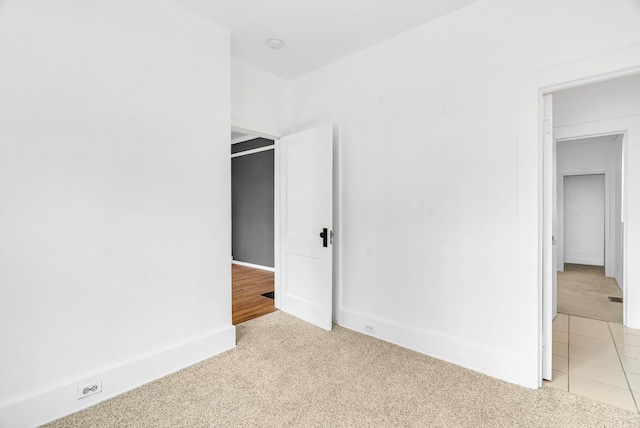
[232,149,274,267]
[231,137,274,154]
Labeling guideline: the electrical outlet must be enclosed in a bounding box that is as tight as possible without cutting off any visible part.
[364,324,376,333]
[77,381,102,400]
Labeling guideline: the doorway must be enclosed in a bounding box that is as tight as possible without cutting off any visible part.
[554,133,624,324]
[541,74,639,404]
[228,123,335,330]
[230,131,276,324]
[514,44,640,390]
[545,77,632,381]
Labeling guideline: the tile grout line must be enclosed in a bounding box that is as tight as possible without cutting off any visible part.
[609,320,639,413]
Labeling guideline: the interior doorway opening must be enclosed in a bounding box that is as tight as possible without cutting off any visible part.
[554,133,624,324]
[229,123,335,331]
[230,130,277,325]
[540,72,640,404]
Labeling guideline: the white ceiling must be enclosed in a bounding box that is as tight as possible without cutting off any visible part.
[172,0,480,80]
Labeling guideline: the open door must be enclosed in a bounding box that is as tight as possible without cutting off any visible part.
[278,125,333,330]
[542,94,555,380]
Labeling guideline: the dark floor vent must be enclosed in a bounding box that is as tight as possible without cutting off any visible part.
[261,291,274,300]
[609,296,623,303]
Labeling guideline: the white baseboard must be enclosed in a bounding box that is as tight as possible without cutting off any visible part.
[615,274,623,291]
[0,326,236,428]
[564,257,604,266]
[231,260,275,272]
[337,309,519,385]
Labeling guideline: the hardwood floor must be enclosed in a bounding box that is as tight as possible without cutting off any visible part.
[557,263,623,323]
[232,264,276,325]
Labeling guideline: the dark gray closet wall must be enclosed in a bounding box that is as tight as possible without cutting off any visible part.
[231,139,274,267]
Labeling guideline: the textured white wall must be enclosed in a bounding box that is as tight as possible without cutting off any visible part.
[282,0,640,385]
[0,1,233,426]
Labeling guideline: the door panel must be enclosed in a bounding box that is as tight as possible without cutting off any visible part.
[279,125,333,330]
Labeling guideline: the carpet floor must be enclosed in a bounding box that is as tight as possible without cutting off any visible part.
[45,311,640,427]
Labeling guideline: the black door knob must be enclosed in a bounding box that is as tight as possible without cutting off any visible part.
[319,228,328,247]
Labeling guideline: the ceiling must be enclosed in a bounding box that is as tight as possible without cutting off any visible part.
[171,0,480,80]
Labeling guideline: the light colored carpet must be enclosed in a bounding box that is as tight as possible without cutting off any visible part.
[45,311,640,427]
[558,263,623,323]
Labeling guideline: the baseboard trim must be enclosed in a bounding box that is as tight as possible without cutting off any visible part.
[615,274,623,291]
[564,257,604,266]
[232,260,275,272]
[337,309,519,385]
[0,326,236,428]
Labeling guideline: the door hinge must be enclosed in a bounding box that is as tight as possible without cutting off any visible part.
[543,118,551,135]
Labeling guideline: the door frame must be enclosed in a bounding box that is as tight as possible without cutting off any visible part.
[558,171,610,270]
[516,44,640,388]
[231,116,283,309]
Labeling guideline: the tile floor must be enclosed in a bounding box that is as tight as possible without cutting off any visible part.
[545,313,640,413]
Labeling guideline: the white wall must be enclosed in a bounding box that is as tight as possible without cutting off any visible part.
[231,57,287,135]
[563,174,606,265]
[554,73,640,127]
[277,0,640,386]
[0,1,234,426]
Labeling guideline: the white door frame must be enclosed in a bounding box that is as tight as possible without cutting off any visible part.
[558,171,610,270]
[516,45,640,388]
[231,116,283,308]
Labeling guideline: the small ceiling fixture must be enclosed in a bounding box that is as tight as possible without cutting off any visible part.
[267,39,284,50]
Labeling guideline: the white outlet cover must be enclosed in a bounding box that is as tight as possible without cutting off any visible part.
[77,380,102,399]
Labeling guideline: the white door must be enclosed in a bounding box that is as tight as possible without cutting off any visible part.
[277,125,333,330]
[542,94,554,380]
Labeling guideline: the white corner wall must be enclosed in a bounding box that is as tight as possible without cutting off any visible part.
[0,2,234,427]
[282,0,640,386]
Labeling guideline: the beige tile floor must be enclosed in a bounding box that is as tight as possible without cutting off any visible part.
[545,313,640,413]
